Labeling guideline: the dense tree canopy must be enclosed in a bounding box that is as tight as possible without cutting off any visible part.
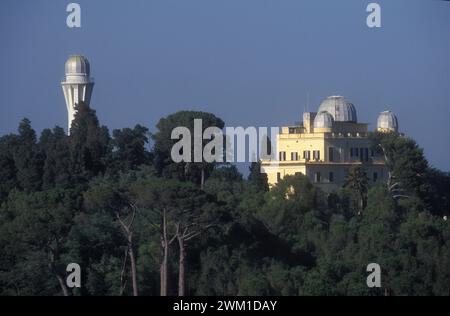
[152,111,225,187]
[0,109,449,296]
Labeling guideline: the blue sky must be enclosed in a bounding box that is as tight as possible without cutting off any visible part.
[0,0,449,171]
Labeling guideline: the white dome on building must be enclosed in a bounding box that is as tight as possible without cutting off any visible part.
[314,111,334,129]
[65,55,91,75]
[317,96,357,123]
[377,111,398,132]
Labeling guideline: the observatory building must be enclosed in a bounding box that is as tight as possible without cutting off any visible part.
[61,55,94,134]
[260,96,399,191]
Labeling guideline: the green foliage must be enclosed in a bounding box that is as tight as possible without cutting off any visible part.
[369,132,428,198]
[344,165,369,213]
[0,135,19,202]
[152,111,225,186]
[14,119,44,192]
[370,131,450,217]
[0,189,77,295]
[0,112,449,296]
[248,161,269,192]
[39,127,71,190]
[69,102,110,185]
[109,125,151,173]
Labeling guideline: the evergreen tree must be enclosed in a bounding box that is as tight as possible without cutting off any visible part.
[69,102,110,185]
[248,161,269,192]
[109,124,151,173]
[0,112,449,297]
[344,165,369,214]
[13,119,43,192]
[369,132,428,199]
[0,135,19,202]
[39,127,71,190]
[152,111,225,188]
[0,189,77,296]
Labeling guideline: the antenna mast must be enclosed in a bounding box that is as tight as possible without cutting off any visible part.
[306,91,310,113]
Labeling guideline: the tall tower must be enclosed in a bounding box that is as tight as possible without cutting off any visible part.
[61,55,94,134]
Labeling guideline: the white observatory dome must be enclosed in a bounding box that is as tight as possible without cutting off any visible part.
[314,111,334,129]
[65,55,91,75]
[61,54,95,134]
[377,111,398,132]
[317,96,357,123]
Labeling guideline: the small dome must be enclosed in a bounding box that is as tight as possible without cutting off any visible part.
[65,55,90,75]
[377,111,398,132]
[317,96,357,122]
[314,111,334,129]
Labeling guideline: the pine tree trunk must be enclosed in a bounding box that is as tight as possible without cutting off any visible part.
[56,274,70,296]
[201,167,205,189]
[161,242,169,295]
[49,248,70,296]
[128,236,139,296]
[359,196,364,214]
[160,210,168,296]
[160,261,166,296]
[178,236,186,296]
[116,211,138,296]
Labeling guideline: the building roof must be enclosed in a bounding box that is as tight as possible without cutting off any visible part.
[314,111,334,128]
[377,111,399,132]
[317,96,357,123]
[65,55,91,76]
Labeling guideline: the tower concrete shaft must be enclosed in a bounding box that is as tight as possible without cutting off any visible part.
[61,55,94,134]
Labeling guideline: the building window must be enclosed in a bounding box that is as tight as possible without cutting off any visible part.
[313,150,320,160]
[315,172,321,183]
[277,172,281,182]
[364,148,369,162]
[329,172,334,182]
[354,148,359,157]
[291,152,298,161]
[328,147,334,162]
[303,150,311,160]
[373,172,378,182]
[279,151,286,161]
[371,149,375,157]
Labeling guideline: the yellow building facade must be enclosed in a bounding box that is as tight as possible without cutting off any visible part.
[261,96,399,192]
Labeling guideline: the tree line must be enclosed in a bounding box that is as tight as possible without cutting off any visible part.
[0,102,449,296]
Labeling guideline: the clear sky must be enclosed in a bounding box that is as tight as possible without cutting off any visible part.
[0,0,449,171]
